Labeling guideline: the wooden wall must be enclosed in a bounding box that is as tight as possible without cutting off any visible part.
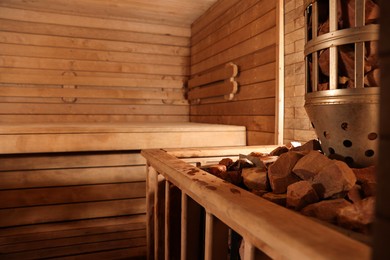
[0,151,147,258]
[189,0,279,145]
[283,0,317,143]
[0,4,190,123]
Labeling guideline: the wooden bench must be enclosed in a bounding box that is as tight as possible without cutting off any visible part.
[0,122,246,259]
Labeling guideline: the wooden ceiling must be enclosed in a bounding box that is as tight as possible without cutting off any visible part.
[0,0,219,27]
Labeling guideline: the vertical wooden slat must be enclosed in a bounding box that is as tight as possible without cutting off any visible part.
[146,165,156,260]
[154,174,165,260]
[244,240,256,260]
[374,2,390,259]
[329,0,338,90]
[243,239,272,260]
[355,0,365,88]
[311,1,319,91]
[164,180,170,260]
[181,194,203,260]
[275,0,284,145]
[204,212,229,260]
[180,193,187,260]
[164,180,182,260]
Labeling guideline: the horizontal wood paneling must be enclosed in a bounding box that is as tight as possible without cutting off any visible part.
[0,198,146,227]
[0,152,148,258]
[0,0,217,27]
[0,6,190,123]
[0,31,190,56]
[55,246,147,260]
[2,237,146,260]
[0,182,146,208]
[0,166,146,189]
[0,43,188,67]
[0,115,189,124]
[0,229,146,253]
[0,215,145,242]
[0,103,188,115]
[0,152,145,171]
[0,86,183,100]
[0,131,245,154]
[0,6,190,37]
[192,0,275,53]
[192,0,247,41]
[190,0,278,145]
[191,27,276,75]
[191,8,276,65]
[0,19,190,47]
[190,98,275,116]
[190,115,275,132]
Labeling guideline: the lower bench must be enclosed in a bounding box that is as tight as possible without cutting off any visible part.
[0,122,246,259]
[0,151,147,259]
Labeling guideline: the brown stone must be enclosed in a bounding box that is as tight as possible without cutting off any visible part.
[248,152,268,157]
[242,167,269,191]
[206,164,226,178]
[244,154,278,168]
[220,170,242,185]
[251,189,268,197]
[347,185,363,203]
[268,151,303,193]
[337,197,375,234]
[219,158,233,168]
[292,150,330,180]
[352,166,376,183]
[361,181,377,197]
[262,192,287,207]
[270,146,289,156]
[286,181,319,210]
[301,199,351,223]
[312,160,357,199]
[259,156,279,168]
[352,166,377,197]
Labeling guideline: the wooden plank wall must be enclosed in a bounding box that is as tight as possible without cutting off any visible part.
[0,152,147,259]
[0,4,190,124]
[189,0,279,145]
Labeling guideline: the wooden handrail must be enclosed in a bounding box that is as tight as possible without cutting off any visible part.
[187,62,239,103]
[142,148,371,260]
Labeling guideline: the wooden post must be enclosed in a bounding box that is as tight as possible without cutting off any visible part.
[154,174,166,260]
[244,241,256,260]
[165,180,181,260]
[204,211,229,260]
[244,240,272,260]
[146,164,156,260]
[181,193,203,260]
[164,180,170,260]
[374,1,390,259]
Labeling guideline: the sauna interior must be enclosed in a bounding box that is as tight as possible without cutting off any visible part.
[0,0,389,259]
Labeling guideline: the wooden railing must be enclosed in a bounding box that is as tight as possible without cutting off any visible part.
[142,147,371,260]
